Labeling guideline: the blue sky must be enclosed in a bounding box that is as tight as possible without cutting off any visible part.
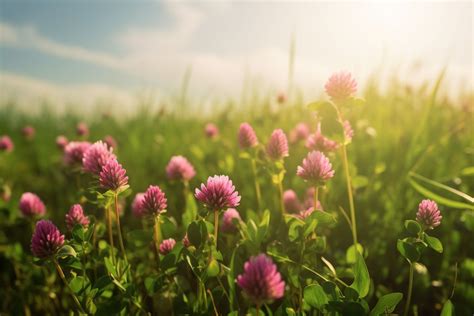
[0,1,472,111]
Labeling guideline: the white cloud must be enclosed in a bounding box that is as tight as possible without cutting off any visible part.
[0,72,158,115]
[0,1,472,105]
[0,22,126,71]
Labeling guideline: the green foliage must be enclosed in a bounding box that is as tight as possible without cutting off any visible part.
[304,284,328,310]
[350,251,370,298]
[369,292,403,316]
[0,73,471,314]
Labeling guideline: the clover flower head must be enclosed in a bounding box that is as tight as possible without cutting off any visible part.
[236,254,285,305]
[195,175,241,210]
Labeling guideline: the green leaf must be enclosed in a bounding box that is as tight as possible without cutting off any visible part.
[350,251,370,298]
[187,220,207,248]
[424,234,443,253]
[346,243,364,264]
[161,253,177,271]
[86,296,97,314]
[308,210,337,227]
[104,257,116,275]
[409,172,474,203]
[440,299,453,316]
[182,192,198,227]
[86,297,97,315]
[344,287,360,301]
[69,276,86,293]
[408,177,474,210]
[284,308,296,316]
[397,239,420,263]
[342,302,366,315]
[85,223,95,242]
[206,258,220,278]
[287,218,304,242]
[144,277,159,295]
[343,97,366,107]
[72,225,85,242]
[160,216,177,238]
[405,220,422,235]
[304,284,328,309]
[57,245,77,258]
[93,275,112,291]
[369,292,403,316]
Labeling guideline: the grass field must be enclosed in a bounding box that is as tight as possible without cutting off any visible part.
[0,72,473,315]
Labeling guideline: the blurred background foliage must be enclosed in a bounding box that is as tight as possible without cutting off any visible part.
[0,73,473,314]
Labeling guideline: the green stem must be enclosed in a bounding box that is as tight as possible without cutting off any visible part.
[114,193,128,263]
[53,258,86,315]
[214,209,219,247]
[341,144,357,246]
[278,180,285,214]
[105,207,116,265]
[183,180,189,212]
[403,263,414,316]
[336,108,358,246]
[256,303,261,316]
[251,158,262,212]
[81,241,87,288]
[314,186,319,210]
[154,215,162,264]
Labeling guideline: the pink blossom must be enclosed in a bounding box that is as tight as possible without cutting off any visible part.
[31,220,65,258]
[0,135,14,153]
[56,135,68,150]
[142,185,167,216]
[343,120,354,142]
[65,204,90,230]
[182,234,190,247]
[238,123,258,149]
[63,141,91,166]
[221,208,242,233]
[22,126,35,139]
[289,123,310,144]
[297,207,316,220]
[266,129,289,160]
[76,122,89,137]
[103,135,117,149]
[236,254,285,305]
[325,71,357,103]
[99,159,129,191]
[132,193,145,218]
[82,141,116,175]
[416,199,442,229]
[19,192,46,218]
[283,190,301,213]
[166,156,196,181]
[159,238,176,255]
[297,151,335,184]
[195,175,241,210]
[306,123,339,153]
[205,123,219,139]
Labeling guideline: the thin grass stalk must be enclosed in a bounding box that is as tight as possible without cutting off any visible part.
[403,263,414,316]
[53,258,86,314]
[114,193,127,263]
[106,206,116,265]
